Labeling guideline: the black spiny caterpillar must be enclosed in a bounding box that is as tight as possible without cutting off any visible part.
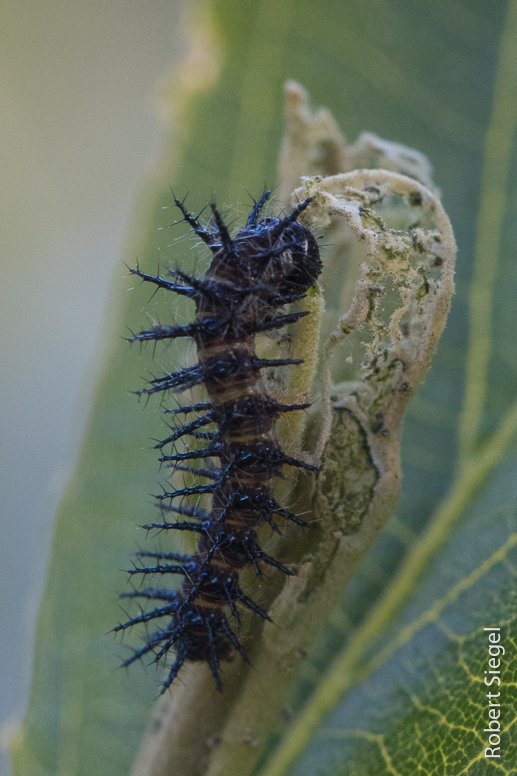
[115,191,322,692]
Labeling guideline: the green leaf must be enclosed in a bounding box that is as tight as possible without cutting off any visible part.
[11,1,517,776]
[257,2,517,775]
[281,446,517,776]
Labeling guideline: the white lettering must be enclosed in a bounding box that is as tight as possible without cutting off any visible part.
[483,630,504,758]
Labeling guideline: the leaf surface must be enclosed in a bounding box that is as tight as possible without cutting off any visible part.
[11,1,517,776]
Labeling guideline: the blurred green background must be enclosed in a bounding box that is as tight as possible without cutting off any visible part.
[0,2,187,773]
[2,1,516,775]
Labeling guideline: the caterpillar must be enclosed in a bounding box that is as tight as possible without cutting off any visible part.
[115,190,322,693]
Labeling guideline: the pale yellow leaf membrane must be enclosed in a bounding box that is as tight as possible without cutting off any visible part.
[278,80,434,204]
[295,169,455,462]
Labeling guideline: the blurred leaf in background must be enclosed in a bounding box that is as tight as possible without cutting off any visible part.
[0,1,189,775]
[6,0,517,775]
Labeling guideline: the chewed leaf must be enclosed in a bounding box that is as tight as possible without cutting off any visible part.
[278,81,435,203]
[298,168,455,451]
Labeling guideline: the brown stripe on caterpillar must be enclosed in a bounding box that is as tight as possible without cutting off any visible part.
[116,190,322,692]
